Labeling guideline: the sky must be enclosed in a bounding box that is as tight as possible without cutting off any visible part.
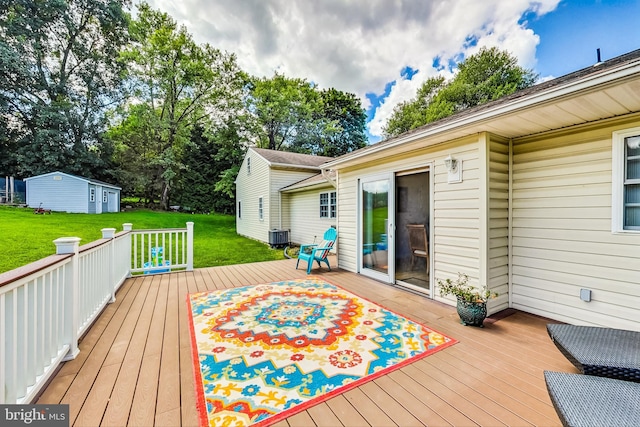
[146,0,640,143]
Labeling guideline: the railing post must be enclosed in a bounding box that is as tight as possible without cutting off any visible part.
[186,222,194,271]
[102,228,116,303]
[55,237,81,361]
[123,223,133,276]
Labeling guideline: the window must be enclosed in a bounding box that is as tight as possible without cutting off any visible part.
[258,197,263,220]
[238,201,242,219]
[89,188,95,202]
[103,190,108,203]
[320,191,337,218]
[613,127,640,231]
[247,157,251,174]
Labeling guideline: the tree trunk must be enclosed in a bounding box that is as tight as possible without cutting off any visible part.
[160,182,170,210]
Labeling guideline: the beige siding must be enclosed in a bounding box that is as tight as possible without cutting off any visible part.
[270,169,319,231]
[286,187,337,245]
[511,123,640,330]
[236,149,321,244]
[337,135,483,307]
[235,151,272,243]
[487,135,510,312]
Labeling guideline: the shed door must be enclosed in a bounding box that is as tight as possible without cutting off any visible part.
[108,192,117,212]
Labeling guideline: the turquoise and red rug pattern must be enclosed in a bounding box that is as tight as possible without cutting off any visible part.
[188,277,457,426]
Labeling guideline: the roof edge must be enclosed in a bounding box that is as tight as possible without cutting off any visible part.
[323,51,640,169]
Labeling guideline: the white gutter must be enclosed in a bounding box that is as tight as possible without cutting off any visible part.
[322,59,640,169]
[321,169,337,189]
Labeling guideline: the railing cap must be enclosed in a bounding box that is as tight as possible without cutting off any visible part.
[101,228,117,238]
[54,237,81,254]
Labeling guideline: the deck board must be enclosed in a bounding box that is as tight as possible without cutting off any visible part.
[34,260,566,426]
[101,275,158,427]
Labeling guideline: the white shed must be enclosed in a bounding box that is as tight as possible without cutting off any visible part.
[25,171,121,213]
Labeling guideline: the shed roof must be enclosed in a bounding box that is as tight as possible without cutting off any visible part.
[25,171,121,190]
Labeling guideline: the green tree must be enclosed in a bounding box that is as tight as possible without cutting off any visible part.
[172,124,244,214]
[0,0,129,178]
[115,2,246,209]
[383,47,537,138]
[292,88,368,156]
[249,73,320,151]
[249,74,368,156]
[107,103,163,204]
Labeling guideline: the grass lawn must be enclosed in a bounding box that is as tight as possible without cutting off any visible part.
[0,205,284,274]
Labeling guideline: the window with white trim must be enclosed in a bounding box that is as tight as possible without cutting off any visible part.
[238,201,242,219]
[612,127,640,231]
[89,188,95,202]
[320,191,337,218]
[258,197,263,220]
[247,157,251,174]
[103,190,108,203]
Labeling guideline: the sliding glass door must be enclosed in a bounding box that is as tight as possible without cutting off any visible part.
[360,174,393,282]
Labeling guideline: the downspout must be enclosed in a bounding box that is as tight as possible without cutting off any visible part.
[508,138,514,308]
[278,190,282,230]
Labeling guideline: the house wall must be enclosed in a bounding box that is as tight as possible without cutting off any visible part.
[269,169,320,232]
[336,134,498,308]
[511,119,640,331]
[236,151,272,242]
[235,149,320,244]
[487,135,510,312]
[283,187,337,246]
[26,174,88,213]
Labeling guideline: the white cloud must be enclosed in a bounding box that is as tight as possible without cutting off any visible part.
[146,0,561,138]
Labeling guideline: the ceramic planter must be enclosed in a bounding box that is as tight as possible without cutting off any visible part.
[456,297,487,327]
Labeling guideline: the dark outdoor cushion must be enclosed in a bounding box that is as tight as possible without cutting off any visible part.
[547,324,640,382]
[544,371,640,427]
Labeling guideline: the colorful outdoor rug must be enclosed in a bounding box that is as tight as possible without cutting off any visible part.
[187,277,457,426]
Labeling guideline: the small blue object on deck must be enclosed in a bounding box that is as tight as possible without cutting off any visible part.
[144,246,171,274]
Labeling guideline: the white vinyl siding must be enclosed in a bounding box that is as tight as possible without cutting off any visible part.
[235,151,271,242]
[336,134,483,307]
[487,136,510,312]
[512,123,640,330]
[284,187,337,246]
[269,169,319,230]
[235,148,325,244]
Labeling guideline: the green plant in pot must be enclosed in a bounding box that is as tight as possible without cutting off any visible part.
[437,273,498,327]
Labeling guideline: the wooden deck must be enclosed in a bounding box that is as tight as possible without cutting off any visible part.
[36,258,574,426]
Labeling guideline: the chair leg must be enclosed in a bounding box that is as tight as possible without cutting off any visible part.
[306,260,312,274]
[296,258,300,270]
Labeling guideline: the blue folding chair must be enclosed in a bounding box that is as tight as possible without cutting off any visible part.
[296,228,337,274]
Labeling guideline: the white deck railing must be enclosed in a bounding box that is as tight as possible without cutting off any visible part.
[0,222,193,404]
